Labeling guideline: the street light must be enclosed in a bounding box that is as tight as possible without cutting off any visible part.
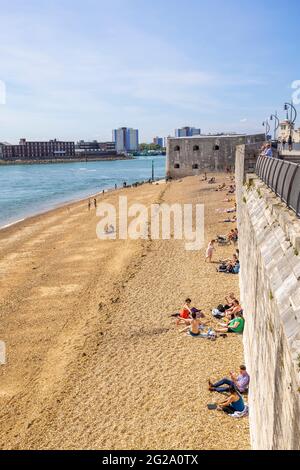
[284,102,297,125]
[284,102,297,141]
[262,119,271,139]
[270,112,280,140]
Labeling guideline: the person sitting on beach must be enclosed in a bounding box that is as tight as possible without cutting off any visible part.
[226,185,235,195]
[228,228,238,243]
[216,182,226,191]
[179,312,205,336]
[217,254,239,273]
[216,386,245,414]
[223,299,242,322]
[174,298,192,325]
[208,365,250,395]
[205,240,216,263]
[173,298,204,325]
[215,311,245,334]
[201,173,207,181]
[212,294,237,319]
[226,254,239,271]
[208,177,216,184]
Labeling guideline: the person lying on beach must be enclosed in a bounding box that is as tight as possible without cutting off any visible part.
[179,312,206,336]
[208,365,250,394]
[205,240,216,263]
[223,198,233,202]
[218,215,237,223]
[216,386,245,414]
[216,206,236,213]
[215,312,245,334]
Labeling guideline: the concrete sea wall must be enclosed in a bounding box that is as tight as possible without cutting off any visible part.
[236,145,300,449]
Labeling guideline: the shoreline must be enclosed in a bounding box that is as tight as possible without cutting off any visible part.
[0,177,166,232]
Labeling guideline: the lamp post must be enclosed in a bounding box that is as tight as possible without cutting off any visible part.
[270,112,280,141]
[262,119,271,140]
[284,102,297,139]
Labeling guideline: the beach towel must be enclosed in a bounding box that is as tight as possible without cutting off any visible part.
[231,404,249,418]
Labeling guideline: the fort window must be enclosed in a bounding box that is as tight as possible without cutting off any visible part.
[174,164,180,169]
[193,145,199,151]
[174,145,180,151]
[213,145,220,151]
[192,164,199,169]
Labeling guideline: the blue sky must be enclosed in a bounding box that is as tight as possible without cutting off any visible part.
[0,0,299,143]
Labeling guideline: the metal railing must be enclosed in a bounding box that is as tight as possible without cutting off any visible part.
[256,155,300,217]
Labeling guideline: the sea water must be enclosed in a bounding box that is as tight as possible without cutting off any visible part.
[0,155,166,228]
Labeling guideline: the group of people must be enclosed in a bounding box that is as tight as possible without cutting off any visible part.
[208,365,250,415]
[278,135,293,152]
[217,252,240,274]
[212,293,244,333]
[88,198,98,211]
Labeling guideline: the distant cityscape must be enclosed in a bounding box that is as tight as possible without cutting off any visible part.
[2,121,299,163]
[0,126,201,162]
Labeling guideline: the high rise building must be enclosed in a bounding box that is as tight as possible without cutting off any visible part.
[175,127,201,138]
[113,127,139,153]
[153,136,164,147]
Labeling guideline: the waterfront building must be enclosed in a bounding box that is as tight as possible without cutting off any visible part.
[166,133,264,178]
[113,127,139,153]
[175,127,201,138]
[1,138,75,161]
[75,140,116,156]
[153,137,164,147]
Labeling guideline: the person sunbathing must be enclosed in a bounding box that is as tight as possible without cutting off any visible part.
[223,197,233,202]
[216,386,245,414]
[230,227,238,239]
[208,365,250,394]
[208,177,216,184]
[212,294,237,318]
[226,254,239,269]
[215,311,245,334]
[217,254,239,273]
[179,312,206,336]
[218,215,237,223]
[172,298,204,325]
[216,183,226,191]
[226,186,235,196]
[223,299,242,321]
